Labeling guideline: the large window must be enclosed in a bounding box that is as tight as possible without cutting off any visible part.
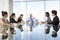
[13,0,60,40]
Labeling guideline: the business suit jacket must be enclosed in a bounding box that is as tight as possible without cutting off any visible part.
[10,17,17,30]
[48,16,59,25]
[10,18,17,23]
[17,17,22,23]
[48,16,59,32]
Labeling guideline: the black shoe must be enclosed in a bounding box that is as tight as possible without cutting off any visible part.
[52,31,57,37]
[45,29,50,34]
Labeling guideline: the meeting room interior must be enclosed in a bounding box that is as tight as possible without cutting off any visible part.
[0,0,60,40]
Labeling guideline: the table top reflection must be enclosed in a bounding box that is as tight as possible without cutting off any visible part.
[14,24,60,40]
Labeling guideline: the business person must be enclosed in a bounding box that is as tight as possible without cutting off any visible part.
[48,10,59,37]
[27,14,35,32]
[17,14,24,32]
[0,11,13,39]
[10,13,17,34]
[41,12,51,34]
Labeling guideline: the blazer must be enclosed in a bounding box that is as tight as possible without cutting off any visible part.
[48,16,59,26]
[10,18,17,23]
[17,17,22,23]
[27,17,38,27]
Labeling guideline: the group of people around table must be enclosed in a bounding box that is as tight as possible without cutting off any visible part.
[0,10,60,40]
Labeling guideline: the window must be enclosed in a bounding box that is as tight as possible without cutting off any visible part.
[13,0,60,40]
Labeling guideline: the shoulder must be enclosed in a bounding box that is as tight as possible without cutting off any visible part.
[54,16,59,20]
[55,16,59,19]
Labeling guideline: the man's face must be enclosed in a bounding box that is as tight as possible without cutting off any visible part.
[30,14,32,18]
[52,13,55,16]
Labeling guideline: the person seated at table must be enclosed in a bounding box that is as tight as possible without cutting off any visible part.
[41,12,51,34]
[17,14,24,32]
[27,14,34,32]
[48,10,59,37]
[10,13,17,34]
[0,11,13,39]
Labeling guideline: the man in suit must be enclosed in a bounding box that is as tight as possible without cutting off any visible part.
[48,10,59,37]
[27,14,33,31]
[27,14,39,32]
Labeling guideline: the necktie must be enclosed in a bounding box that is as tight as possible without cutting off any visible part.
[31,18,33,26]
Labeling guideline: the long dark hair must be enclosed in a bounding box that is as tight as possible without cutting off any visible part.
[19,14,23,18]
[2,11,8,16]
[10,13,15,18]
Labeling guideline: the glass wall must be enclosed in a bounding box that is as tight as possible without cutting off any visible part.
[27,1,45,40]
[13,0,60,40]
[13,1,27,40]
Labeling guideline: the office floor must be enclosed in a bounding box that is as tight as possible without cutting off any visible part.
[14,24,60,40]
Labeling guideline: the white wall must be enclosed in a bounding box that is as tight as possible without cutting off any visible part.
[0,0,9,18]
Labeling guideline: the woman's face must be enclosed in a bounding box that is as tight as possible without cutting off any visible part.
[20,16,23,18]
[13,15,16,18]
[4,14,8,18]
[45,14,48,17]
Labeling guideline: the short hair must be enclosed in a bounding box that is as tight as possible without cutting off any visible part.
[2,11,8,16]
[45,12,50,17]
[51,10,57,15]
